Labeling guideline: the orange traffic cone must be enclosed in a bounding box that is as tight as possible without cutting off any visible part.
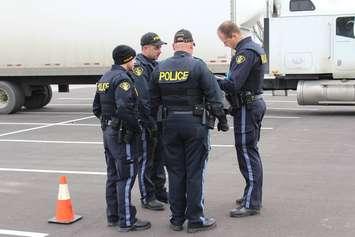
[48,176,82,224]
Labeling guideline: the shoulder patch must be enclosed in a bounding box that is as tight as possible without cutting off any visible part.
[119,81,131,91]
[133,66,144,76]
[97,82,110,92]
[236,55,246,64]
[260,54,268,64]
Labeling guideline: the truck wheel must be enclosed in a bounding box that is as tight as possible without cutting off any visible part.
[24,85,53,109]
[41,85,53,107]
[0,81,25,114]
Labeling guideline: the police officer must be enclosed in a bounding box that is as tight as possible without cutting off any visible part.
[93,45,151,232]
[217,21,267,217]
[150,29,229,233]
[132,32,168,211]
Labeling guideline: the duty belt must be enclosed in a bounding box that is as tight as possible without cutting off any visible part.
[241,94,263,104]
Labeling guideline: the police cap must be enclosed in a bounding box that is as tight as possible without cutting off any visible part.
[112,45,136,65]
[140,32,167,46]
[174,29,195,45]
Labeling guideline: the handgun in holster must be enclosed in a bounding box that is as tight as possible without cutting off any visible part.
[194,102,215,129]
[225,93,241,114]
[118,121,134,144]
[240,91,254,105]
[110,117,120,130]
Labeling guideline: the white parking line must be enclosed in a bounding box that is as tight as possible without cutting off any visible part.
[264,116,300,119]
[57,98,92,100]
[0,139,236,147]
[0,122,100,127]
[268,107,320,111]
[0,139,102,144]
[0,168,106,176]
[47,104,92,106]
[19,112,94,115]
[0,116,95,138]
[0,229,48,237]
[265,100,296,103]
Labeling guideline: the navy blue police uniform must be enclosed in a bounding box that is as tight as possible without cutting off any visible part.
[150,50,227,230]
[218,36,267,212]
[133,53,167,205]
[93,64,142,228]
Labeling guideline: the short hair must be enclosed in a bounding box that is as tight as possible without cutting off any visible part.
[217,20,241,38]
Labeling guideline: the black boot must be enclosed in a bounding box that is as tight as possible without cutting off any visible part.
[230,207,260,218]
[187,217,216,233]
[142,199,165,211]
[119,219,151,232]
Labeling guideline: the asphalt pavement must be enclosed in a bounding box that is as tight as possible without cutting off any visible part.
[0,85,355,237]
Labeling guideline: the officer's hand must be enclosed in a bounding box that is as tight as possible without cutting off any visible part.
[216,79,223,87]
[217,121,229,132]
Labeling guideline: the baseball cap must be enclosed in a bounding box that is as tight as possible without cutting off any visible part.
[140,32,167,46]
[174,29,195,45]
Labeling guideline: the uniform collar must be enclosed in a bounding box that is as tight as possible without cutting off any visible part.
[136,53,157,67]
[111,64,126,71]
[235,36,252,51]
[174,51,191,57]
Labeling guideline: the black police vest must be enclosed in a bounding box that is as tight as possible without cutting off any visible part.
[237,40,267,94]
[157,53,203,107]
[135,54,156,79]
[96,70,122,119]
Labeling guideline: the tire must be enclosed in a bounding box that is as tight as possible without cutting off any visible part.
[42,85,53,107]
[0,81,25,114]
[24,85,53,109]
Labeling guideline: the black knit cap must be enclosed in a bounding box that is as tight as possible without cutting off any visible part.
[140,32,167,46]
[112,45,136,65]
[174,29,194,44]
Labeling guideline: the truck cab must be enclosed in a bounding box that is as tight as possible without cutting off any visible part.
[263,0,355,105]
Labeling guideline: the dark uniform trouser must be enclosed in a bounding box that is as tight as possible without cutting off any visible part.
[152,124,167,197]
[138,127,167,204]
[162,115,209,225]
[233,99,266,210]
[138,129,155,203]
[103,126,139,228]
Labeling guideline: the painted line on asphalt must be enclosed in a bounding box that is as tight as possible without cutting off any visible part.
[0,116,95,138]
[264,116,300,119]
[0,139,102,145]
[265,100,296,103]
[0,139,236,147]
[18,112,94,115]
[0,168,106,176]
[57,98,92,100]
[268,107,320,111]
[0,122,100,127]
[0,229,48,237]
[47,104,92,106]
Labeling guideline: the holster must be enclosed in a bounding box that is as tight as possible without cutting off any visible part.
[226,93,241,113]
[206,110,216,129]
[118,121,135,144]
[193,103,216,129]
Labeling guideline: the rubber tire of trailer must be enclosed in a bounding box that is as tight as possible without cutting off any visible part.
[24,85,53,110]
[0,81,25,114]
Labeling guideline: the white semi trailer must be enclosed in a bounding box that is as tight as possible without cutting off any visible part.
[0,0,354,114]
